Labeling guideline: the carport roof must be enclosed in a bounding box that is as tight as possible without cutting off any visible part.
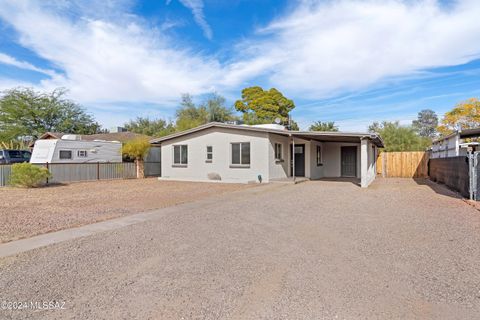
[150,122,384,147]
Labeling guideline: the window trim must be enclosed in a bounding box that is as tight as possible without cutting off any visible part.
[316,145,323,166]
[59,150,72,160]
[230,142,251,168]
[274,143,283,161]
[172,144,188,167]
[206,145,213,163]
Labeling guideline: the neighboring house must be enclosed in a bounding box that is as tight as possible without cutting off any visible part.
[431,128,480,158]
[150,122,384,187]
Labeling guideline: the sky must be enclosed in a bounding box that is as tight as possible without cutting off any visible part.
[0,0,480,131]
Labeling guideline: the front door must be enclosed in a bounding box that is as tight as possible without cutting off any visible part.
[341,146,357,177]
[290,144,305,177]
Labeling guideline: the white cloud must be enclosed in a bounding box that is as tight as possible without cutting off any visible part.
[231,0,480,98]
[168,0,213,40]
[0,53,57,76]
[0,0,480,127]
[0,0,223,104]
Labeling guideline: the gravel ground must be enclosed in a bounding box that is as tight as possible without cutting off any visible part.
[0,178,250,243]
[1,178,480,319]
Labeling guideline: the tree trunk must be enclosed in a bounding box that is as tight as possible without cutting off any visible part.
[136,159,145,179]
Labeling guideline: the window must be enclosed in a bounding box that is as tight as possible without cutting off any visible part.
[77,150,88,158]
[274,143,283,160]
[206,146,213,162]
[59,150,72,160]
[173,145,188,165]
[231,142,250,166]
[316,145,322,166]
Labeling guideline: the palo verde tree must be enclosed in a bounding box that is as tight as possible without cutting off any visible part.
[0,87,101,141]
[309,121,339,132]
[122,138,151,178]
[175,93,236,131]
[234,86,295,126]
[437,98,480,136]
[124,117,175,138]
[368,121,431,152]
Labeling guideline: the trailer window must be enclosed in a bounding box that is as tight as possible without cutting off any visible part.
[77,150,88,158]
[59,150,72,159]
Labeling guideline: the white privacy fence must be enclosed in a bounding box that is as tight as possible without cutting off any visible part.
[0,162,137,187]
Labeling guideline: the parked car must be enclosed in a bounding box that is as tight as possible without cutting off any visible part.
[0,149,32,164]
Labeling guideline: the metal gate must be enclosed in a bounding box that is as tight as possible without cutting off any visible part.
[465,151,480,200]
[144,147,161,177]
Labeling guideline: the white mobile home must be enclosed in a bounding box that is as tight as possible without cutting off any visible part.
[30,135,122,163]
[150,122,384,187]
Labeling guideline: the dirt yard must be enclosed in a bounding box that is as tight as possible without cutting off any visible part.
[0,178,251,243]
[1,178,480,319]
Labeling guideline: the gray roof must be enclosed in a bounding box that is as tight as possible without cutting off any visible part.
[150,122,384,147]
[432,128,480,143]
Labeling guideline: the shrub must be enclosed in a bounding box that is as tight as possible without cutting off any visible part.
[9,163,51,188]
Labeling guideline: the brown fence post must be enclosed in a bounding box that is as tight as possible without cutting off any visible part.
[97,162,100,180]
[382,152,386,178]
[46,162,49,184]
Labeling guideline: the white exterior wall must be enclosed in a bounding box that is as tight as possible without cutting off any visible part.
[431,134,460,158]
[30,139,122,163]
[361,139,376,188]
[322,142,361,178]
[161,128,270,183]
[268,134,290,180]
[309,140,324,179]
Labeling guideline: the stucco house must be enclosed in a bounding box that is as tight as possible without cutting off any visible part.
[150,122,384,187]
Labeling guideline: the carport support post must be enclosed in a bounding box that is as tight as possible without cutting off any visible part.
[292,136,295,182]
[360,138,368,188]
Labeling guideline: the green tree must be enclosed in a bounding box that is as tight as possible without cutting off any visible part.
[234,86,295,125]
[368,121,430,152]
[412,109,438,138]
[175,93,236,131]
[122,138,151,178]
[175,94,208,131]
[203,93,236,123]
[124,117,175,137]
[309,121,339,132]
[0,87,100,141]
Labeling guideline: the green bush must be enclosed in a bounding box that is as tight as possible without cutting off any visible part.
[9,163,51,188]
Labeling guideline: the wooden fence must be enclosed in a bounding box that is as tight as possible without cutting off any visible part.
[376,151,429,178]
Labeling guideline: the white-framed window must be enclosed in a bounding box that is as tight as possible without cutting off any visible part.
[206,146,213,162]
[231,142,250,166]
[316,145,322,166]
[173,145,188,165]
[77,150,88,158]
[59,150,72,160]
[274,143,283,160]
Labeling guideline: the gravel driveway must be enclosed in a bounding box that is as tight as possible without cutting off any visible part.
[0,178,249,243]
[1,178,479,319]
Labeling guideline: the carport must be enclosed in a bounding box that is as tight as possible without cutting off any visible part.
[288,131,384,187]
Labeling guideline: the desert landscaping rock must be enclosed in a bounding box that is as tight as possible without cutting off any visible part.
[0,178,479,319]
[0,178,250,243]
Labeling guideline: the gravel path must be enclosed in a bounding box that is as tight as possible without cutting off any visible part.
[1,178,479,319]
[0,179,250,243]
